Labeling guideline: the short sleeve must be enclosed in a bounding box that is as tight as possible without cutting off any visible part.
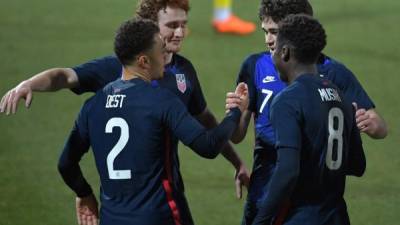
[71,55,122,94]
[237,55,258,112]
[161,96,205,145]
[270,96,302,149]
[186,64,207,116]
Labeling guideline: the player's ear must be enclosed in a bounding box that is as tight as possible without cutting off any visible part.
[281,45,290,62]
[137,54,151,69]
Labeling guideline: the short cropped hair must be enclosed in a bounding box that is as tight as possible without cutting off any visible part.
[136,0,190,22]
[259,0,313,22]
[114,18,160,66]
[277,14,326,64]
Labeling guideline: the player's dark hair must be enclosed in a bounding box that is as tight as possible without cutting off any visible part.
[114,18,160,66]
[277,14,326,64]
[259,0,313,22]
[136,0,190,22]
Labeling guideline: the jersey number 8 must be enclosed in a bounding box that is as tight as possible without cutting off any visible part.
[326,108,344,170]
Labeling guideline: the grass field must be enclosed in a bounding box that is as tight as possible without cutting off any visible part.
[1,0,399,224]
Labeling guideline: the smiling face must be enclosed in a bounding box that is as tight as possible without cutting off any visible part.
[261,17,279,54]
[157,6,188,54]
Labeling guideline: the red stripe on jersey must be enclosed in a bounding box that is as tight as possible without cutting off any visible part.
[273,201,291,225]
[162,131,182,225]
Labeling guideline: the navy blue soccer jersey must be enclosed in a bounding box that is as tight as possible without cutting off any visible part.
[58,78,240,225]
[70,54,207,199]
[237,52,373,204]
[265,74,365,225]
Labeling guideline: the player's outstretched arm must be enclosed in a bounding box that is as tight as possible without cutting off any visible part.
[353,103,388,139]
[0,68,78,115]
[188,107,243,158]
[166,84,247,159]
[76,194,99,225]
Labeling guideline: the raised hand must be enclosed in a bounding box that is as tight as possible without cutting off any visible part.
[225,82,249,113]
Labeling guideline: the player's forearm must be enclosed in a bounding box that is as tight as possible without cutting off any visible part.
[190,108,241,159]
[364,109,388,139]
[24,68,78,92]
[58,161,93,197]
[252,148,299,225]
[231,110,251,144]
[58,124,92,197]
[195,108,245,167]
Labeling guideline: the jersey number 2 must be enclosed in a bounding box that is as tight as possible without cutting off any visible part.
[105,117,131,180]
[326,108,344,170]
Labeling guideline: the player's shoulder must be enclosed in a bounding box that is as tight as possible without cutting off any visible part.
[173,54,195,70]
[101,78,122,94]
[81,54,120,67]
[242,51,270,66]
[272,75,316,107]
[318,54,355,80]
[271,82,301,109]
[173,53,192,65]
[79,94,99,117]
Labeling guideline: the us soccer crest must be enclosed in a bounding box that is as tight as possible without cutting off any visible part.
[175,73,187,93]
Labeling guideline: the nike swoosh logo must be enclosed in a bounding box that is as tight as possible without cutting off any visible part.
[263,76,276,83]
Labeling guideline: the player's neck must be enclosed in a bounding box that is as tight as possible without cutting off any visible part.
[164,52,173,65]
[122,66,151,83]
[288,64,318,84]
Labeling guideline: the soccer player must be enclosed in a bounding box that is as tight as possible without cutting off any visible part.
[225,0,386,222]
[225,0,386,224]
[0,0,250,201]
[250,14,365,225]
[212,0,256,35]
[58,18,248,225]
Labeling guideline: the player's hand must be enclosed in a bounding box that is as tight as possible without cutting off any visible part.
[234,164,250,199]
[225,82,249,113]
[0,81,33,115]
[76,194,99,225]
[235,82,249,112]
[353,102,374,133]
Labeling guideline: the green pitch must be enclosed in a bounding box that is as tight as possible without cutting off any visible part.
[0,0,399,224]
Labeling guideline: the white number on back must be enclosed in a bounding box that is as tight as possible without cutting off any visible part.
[259,89,273,113]
[105,117,131,179]
[326,108,344,170]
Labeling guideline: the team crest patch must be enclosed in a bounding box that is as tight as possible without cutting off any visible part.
[176,74,187,93]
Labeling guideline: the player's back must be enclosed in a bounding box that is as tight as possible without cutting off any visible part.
[272,74,361,225]
[84,78,184,225]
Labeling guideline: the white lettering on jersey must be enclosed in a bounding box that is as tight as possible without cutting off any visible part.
[318,88,342,102]
[106,95,126,108]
